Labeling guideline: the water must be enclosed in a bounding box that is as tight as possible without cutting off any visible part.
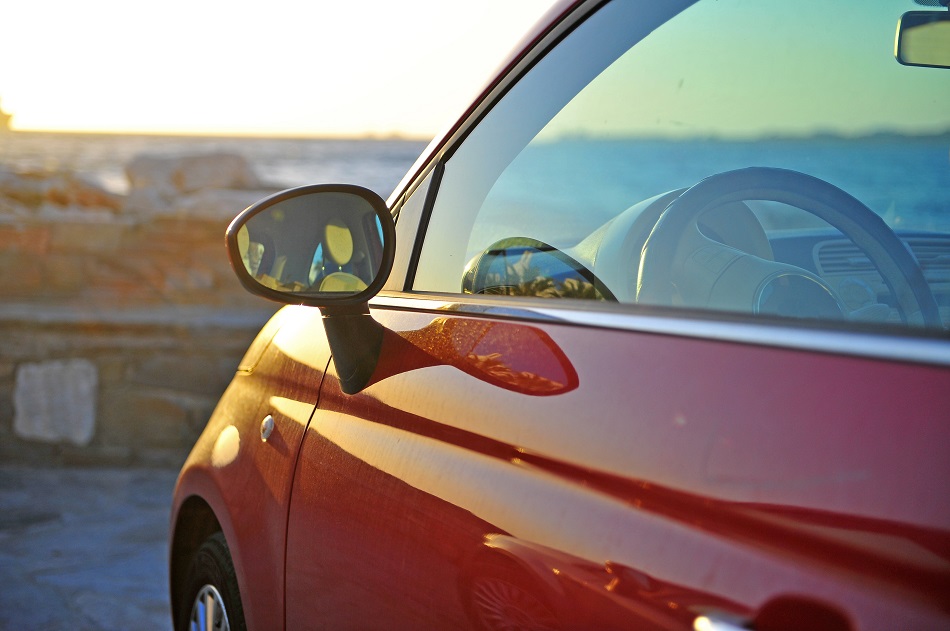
[486,135,950,235]
[0,132,429,200]
[1,131,947,234]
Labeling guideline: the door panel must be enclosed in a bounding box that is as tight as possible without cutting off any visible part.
[179,305,333,631]
[284,303,950,630]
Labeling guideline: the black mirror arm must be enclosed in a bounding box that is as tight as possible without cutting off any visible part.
[320,304,386,395]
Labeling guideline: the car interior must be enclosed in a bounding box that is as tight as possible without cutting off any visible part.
[461,167,949,332]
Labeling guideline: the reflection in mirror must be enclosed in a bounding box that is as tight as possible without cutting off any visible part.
[462,237,616,301]
[235,192,385,297]
[896,11,950,68]
[368,317,579,396]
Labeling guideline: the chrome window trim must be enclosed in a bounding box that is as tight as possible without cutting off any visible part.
[370,292,950,368]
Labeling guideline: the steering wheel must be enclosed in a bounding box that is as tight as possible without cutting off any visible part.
[636,167,941,327]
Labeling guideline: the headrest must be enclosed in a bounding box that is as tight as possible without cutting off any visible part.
[325,221,354,266]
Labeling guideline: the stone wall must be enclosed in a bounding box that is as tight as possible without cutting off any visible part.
[0,309,273,467]
[1,153,280,467]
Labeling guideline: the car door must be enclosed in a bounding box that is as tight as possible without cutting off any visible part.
[284,0,950,629]
[285,304,948,630]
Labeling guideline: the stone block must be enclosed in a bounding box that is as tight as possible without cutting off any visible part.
[126,152,260,197]
[171,188,270,220]
[97,388,190,449]
[0,359,16,380]
[13,359,98,446]
[0,168,46,208]
[94,357,126,384]
[0,169,121,212]
[49,221,124,254]
[122,187,168,214]
[149,217,224,241]
[0,225,51,254]
[127,355,232,395]
[0,394,12,429]
[0,194,31,217]
[172,154,260,193]
[43,173,123,211]
[0,253,45,294]
[163,266,216,293]
[39,254,88,293]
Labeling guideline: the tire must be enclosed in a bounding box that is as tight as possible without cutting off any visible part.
[177,532,247,631]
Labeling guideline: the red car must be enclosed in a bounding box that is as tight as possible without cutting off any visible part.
[169,1,950,629]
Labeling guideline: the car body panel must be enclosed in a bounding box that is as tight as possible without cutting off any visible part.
[170,306,330,629]
[281,299,950,629]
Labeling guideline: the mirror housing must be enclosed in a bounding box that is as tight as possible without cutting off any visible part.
[226,184,395,310]
[226,184,395,394]
[895,10,950,69]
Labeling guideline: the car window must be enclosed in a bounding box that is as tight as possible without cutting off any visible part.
[389,169,435,291]
[413,0,949,333]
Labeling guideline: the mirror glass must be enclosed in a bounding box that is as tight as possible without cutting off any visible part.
[896,11,950,68]
[235,191,385,297]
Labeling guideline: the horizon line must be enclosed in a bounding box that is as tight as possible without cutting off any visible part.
[2,127,435,142]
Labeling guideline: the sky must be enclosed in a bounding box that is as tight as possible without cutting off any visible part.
[539,0,950,140]
[0,0,560,138]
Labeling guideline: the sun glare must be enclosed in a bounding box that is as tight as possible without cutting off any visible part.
[0,0,559,138]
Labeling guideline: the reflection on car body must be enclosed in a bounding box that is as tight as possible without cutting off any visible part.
[169,1,950,630]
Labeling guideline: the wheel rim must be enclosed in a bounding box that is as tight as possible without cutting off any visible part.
[189,584,231,631]
[470,576,558,631]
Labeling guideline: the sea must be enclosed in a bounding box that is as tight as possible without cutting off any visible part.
[1,131,947,233]
[485,134,950,235]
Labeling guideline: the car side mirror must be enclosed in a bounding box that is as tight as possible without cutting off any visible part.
[226,184,395,309]
[226,184,395,394]
[896,10,950,69]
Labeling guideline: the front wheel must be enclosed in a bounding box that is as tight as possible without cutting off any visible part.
[177,532,246,631]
